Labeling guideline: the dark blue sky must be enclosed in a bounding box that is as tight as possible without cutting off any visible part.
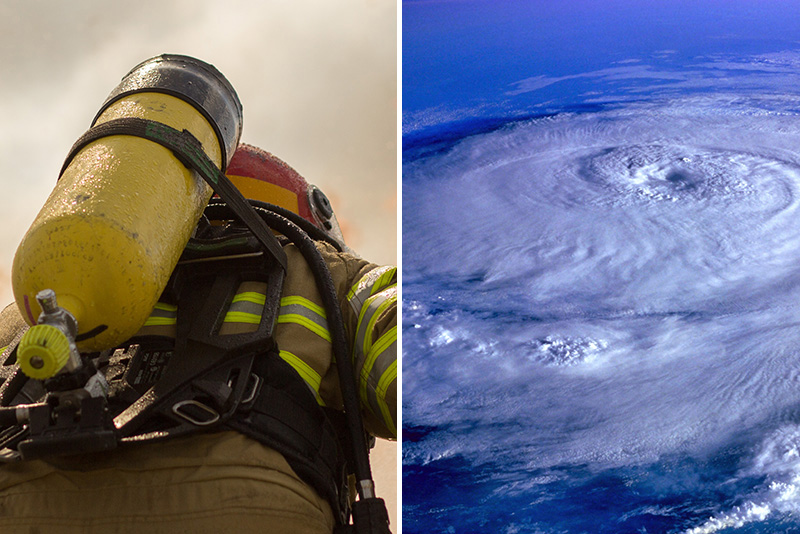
[403,0,800,127]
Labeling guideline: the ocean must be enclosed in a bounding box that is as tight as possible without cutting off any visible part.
[403,2,800,532]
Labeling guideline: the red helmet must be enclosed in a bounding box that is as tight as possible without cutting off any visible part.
[225,143,346,248]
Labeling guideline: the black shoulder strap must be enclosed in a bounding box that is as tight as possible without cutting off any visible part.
[60,117,287,272]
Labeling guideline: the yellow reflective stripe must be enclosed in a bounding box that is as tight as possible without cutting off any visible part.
[279,349,325,406]
[359,326,396,407]
[143,302,178,326]
[278,350,321,390]
[277,314,331,342]
[376,359,397,436]
[224,311,261,324]
[371,325,396,363]
[278,296,330,341]
[144,317,177,327]
[347,266,396,302]
[359,292,397,357]
[372,269,397,296]
[232,292,266,305]
[280,296,327,318]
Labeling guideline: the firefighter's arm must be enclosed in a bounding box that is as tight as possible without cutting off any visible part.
[343,264,397,440]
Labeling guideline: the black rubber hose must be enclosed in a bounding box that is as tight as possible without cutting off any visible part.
[0,369,28,407]
[251,205,375,489]
[207,198,344,251]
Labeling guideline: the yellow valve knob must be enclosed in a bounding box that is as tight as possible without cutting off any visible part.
[17,324,71,379]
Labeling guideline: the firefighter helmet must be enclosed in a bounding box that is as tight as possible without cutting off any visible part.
[226,143,346,248]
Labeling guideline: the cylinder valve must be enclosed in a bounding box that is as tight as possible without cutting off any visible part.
[17,290,80,380]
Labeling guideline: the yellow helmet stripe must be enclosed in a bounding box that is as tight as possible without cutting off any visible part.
[227,174,300,214]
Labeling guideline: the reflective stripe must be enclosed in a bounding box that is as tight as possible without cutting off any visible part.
[278,314,331,341]
[222,285,267,330]
[355,288,397,359]
[347,266,396,314]
[232,292,266,306]
[143,302,177,327]
[348,267,397,438]
[225,297,264,321]
[278,296,330,342]
[281,296,326,318]
[223,311,262,325]
[279,349,325,406]
[369,326,396,367]
[372,268,397,297]
[375,358,397,436]
[359,326,397,433]
[143,317,177,327]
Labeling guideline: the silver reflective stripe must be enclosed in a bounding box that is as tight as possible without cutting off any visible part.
[223,291,266,324]
[278,296,330,342]
[359,328,397,436]
[347,266,397,317]
[219,283,268,335]
[353,286,397,364]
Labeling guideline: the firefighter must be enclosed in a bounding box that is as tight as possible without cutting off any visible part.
[0,56,395,534]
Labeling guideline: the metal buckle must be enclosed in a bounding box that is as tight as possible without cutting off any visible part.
[172,399,220,426]
[0,447,21,462]
[240,373,262,405]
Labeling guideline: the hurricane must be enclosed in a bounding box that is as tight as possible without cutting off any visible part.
[402,1,800,530]
[403,92,800,532]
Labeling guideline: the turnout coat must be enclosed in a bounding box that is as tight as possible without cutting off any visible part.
[0,240,397,534]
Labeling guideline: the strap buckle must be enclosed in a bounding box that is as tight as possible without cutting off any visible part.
[172,399,220,426]
[240,373,262,406]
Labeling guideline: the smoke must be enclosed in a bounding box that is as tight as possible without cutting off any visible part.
[0,0,397,267]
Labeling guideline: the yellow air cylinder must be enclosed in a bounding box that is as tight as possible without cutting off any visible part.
[12,54,243,353]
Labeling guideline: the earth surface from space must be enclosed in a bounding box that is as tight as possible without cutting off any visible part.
[402,1,800,533]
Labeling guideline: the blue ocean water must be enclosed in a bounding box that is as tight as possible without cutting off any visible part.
[403,2,800,533]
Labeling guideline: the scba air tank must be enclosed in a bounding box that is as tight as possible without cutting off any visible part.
[12,54,242,362]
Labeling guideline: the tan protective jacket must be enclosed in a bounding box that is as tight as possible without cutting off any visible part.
[0,241,397,533]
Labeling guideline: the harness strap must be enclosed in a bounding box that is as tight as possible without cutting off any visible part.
[224,348,349,525]
[207,203,391,533]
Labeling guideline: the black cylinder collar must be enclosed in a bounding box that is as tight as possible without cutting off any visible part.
[92,54,243,169]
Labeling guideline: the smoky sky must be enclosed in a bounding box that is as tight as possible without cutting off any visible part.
[0,0,397,289]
